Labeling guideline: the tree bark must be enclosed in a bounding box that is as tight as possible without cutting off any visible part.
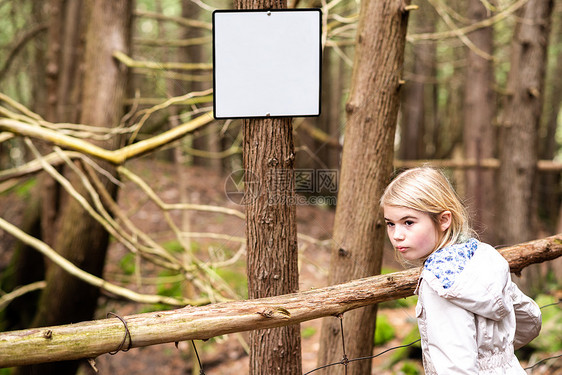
[232,1,302,374]
[1,234,560,368]
[16,1,132,374]
[497,0,553,296]
[498,0,554,246]
[463,0,496,244]
[400,1,436,160]
[243,118,302,375]
[317,2,410,374]
[539,16,562,230]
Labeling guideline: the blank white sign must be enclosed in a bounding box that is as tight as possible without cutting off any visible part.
[213,9,322,119]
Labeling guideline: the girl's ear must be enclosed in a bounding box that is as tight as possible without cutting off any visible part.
[439,211,452,232]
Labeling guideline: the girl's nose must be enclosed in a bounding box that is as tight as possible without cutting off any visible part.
[393,227,405,241]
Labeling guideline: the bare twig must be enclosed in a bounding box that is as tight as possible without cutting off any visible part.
[0,112,215,164]
[408,0,529,42]
[117,166,245,219]
[113,51,212,71]
[0,216,194,307]
[0,281,46,310]
[133,10,212,30]
[0,23,48,80]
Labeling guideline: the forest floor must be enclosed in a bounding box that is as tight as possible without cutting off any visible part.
[1,158,560,375]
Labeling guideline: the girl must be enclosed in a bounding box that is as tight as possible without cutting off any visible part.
[380,167,541,374]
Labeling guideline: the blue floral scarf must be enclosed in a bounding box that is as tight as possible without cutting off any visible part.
[424,238,479,289]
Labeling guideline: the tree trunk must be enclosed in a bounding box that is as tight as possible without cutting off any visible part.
[16,1,132,374]
[317,1,410,374]
[309,32,347,171]
[542,16,562,288]
[243,118,302,374]
[400,1,436,160]
[321,47,345,170]
[463,0,496,244]
[538,16,562,231]
[498,0,553,245]
[232,1,302,374]
[183,0,220,169]
[4,0,80,337]
[497,0,553,296]
[0,192,44,331]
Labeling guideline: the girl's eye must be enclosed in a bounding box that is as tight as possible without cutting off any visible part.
[386,221,394,228]
[405,220,414,226]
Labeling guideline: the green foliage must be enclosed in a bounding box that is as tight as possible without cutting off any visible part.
[162,240,182,253]
[389,325,421,367]
[162,239,202,254]
[0,368,13,375]
[380,295,418,309]
[2,178,36,199]
[374,314,396,346]
[118,253,136,275]
[214,267,247,299]
[399,360,421,375]
[140,269,185,313]
[301,326,317,339]
[529,294,562,352]
[156,270,184,298]
[380,267,397,275]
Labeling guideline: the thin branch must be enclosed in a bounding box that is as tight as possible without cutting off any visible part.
[24,140,182,270]
[408,0,529,42]
[81,161,197,272]
[0,132,14,143]
[134,36,212,48]
[117,166,245,220]
[128,89,213,144]
[0,215,195,307]
[182,143,241,159]
[116,166,245,301]
[0,151,81,182]
[0,281,46,310]
[126,70,212,84]
[427,0,495,61]
[133,10,212,30]
[0,112,215,164]
[113,51,212,71]
[0,92,45,122]
[0,23,48,80]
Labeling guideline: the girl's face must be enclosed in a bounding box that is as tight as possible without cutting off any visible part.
[383,205,451,261]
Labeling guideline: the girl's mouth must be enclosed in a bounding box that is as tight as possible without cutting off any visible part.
[396,246,408,253]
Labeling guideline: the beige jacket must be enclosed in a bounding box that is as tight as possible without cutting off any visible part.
[415,241,541,374]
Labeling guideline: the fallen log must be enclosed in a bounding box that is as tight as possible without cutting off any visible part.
[1,234,560,368]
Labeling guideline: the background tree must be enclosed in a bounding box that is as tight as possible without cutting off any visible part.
[498,0,554,294]
[15,1,133,374]
[463,0,496,243]
[498,0,554,245]
[317,1,411,374]
[400,1,437,161]
[539,14,562,232]
[2,0,83,335]
[233,1,302,374]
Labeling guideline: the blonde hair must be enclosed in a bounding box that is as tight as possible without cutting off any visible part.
[380,167,474,254]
